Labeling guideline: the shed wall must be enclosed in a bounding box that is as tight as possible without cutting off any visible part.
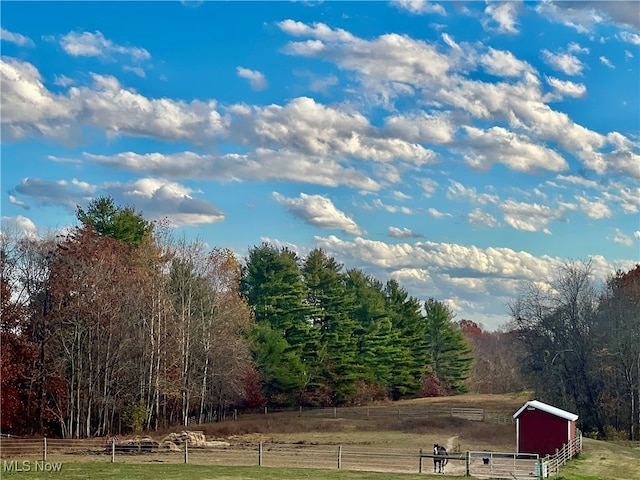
[517,407,570,456]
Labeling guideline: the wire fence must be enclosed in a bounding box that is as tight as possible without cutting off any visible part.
[0,436,581,478]
[0,406,517,476]
[0,438,459,475]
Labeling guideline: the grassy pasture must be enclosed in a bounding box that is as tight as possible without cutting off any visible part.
[2,394,638,479]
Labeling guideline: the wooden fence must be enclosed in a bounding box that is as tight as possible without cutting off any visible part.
[539,430,583,477]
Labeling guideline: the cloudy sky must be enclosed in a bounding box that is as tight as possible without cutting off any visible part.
[2,1,639,330]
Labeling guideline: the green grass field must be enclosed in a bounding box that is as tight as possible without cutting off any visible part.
[0,463,446,480]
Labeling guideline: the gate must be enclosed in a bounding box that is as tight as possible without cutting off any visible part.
[468,451,539,479]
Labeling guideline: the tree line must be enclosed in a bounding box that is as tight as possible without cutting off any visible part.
[2,197,637,440]
[507,260,640,441]
[1,197,471,438]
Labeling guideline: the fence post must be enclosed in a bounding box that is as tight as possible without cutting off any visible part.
[333,407,337,418]
[264,406,268,416]
[466,451,470,476]
[258,442,263,466]
[419,448,423,473]
[111,438,115,463]
[43,437,47,462]
[338,445,342,469]
[184,439,188,464]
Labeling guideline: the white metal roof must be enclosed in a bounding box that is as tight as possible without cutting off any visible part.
[513,400,578,421]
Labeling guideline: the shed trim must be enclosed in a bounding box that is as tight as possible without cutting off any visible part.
[513,400,578,421]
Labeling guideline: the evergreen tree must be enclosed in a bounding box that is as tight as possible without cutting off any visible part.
[423,298,472,394]
[385,280,426,398]
[302,249,358,405]
[241,243,310,404]
[346,270,394,393]
[77,196,152,247]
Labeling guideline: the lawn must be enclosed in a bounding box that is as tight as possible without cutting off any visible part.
[0,463,454,480]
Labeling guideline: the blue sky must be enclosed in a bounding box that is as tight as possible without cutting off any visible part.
[2,1,639,330]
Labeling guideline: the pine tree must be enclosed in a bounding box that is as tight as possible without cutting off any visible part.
[423,298,472,394]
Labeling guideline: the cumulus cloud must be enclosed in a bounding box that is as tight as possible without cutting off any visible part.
[609,228,633,247]
[575,195,612,219]
[447,180,499,205]
[482,1,520,34]
[1,215,39,239]
[60,31,150,61]
[462,126,568,173]
[389,226,423,238]
[468,208,500,228]
[500,199,566,233]
[82,149,380,191]
[541,49,585,75]
[618,31,640,45]
[272,192,364,235]
[545,76,587,98]
[0,58,226,143]
[392,0,446,16]
[1,28,35,47]
[103,178,225,227]
[13,177,97,211]
[306,233,636,329]
[480,47,533,77]
[237,66,268,90]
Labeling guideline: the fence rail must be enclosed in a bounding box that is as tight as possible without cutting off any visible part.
[540,430,583,477]
[0,435,583,478]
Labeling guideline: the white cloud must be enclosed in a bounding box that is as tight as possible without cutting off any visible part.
[384,112,455,144]
[389,226,423,238]
[462,126,568,173]
[306,234,633,330]
[541,49,585,75]
[618,31,640,45]
[468,208,500,228]
[480,48,533,77]
[634,231,640,241]
[237,66,268,91]
[60,31,150,61]
[1,28,35,47]
[8,195,29,210]
[392,0,446,16]
[599,56,615,68]
[82,149,380,191]
[242,97,436,165]
[575,195,612,220]
[500,199,565,233]
[418,178,438,197]
[122,65,146,78]
[609,229,633,247]
[372,199,413,215]
[482,1,520,34]
[427,207,450,219]
[1,215,39,239]
[447,180,499,205]
[545,76,587,98]
[104,178,225,227]
[272,192,364,235]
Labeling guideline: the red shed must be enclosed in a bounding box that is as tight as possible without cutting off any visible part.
[513,400,578,457]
